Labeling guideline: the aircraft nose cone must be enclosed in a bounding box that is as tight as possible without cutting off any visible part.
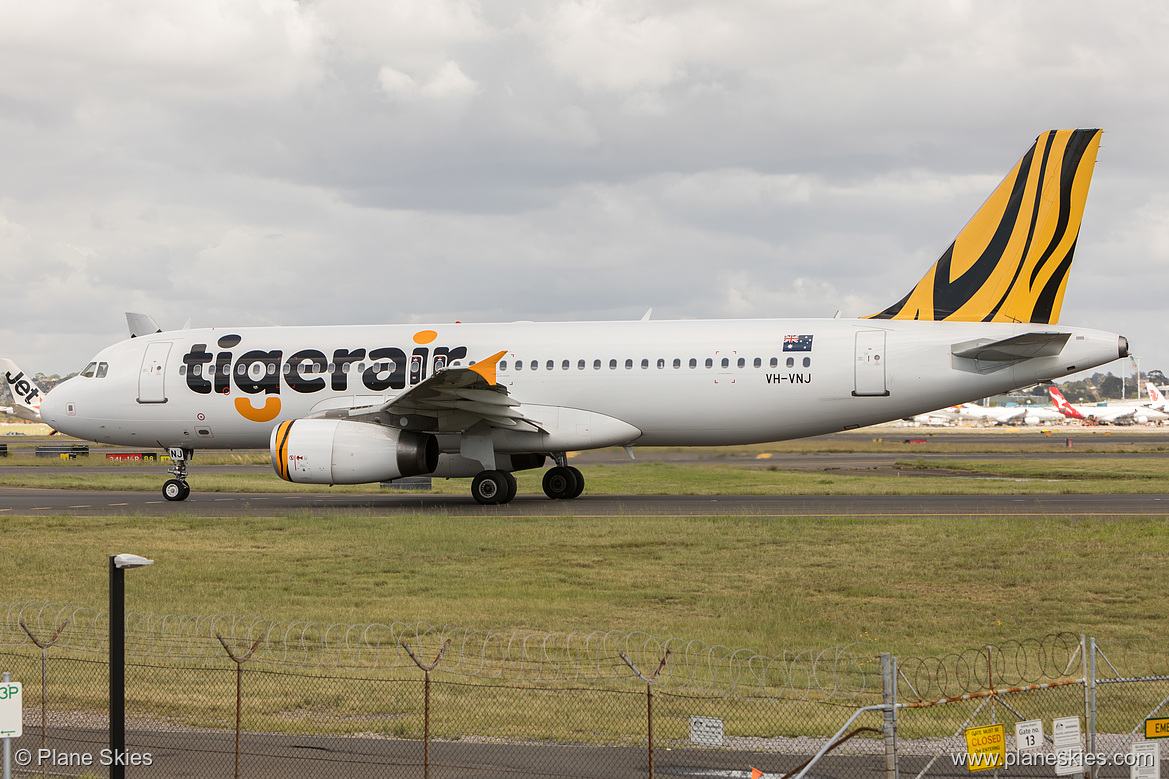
[39,385,66,426]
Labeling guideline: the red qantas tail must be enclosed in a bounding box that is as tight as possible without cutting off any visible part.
[1047,386,1084,419]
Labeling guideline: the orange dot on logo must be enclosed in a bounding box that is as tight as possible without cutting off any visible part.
[413,330,438,344]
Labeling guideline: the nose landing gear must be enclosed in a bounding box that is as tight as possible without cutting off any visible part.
[162,447,193,501]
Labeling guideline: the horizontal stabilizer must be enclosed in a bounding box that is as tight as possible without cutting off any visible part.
[951,332,1070,362]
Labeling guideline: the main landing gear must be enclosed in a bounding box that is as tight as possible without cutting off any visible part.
[469,454,585,505]
[162,447,193,501]
[542,466,584,500]
[470,470,518,505]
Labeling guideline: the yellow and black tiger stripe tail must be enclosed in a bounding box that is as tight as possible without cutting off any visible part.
[869,129,1102,325]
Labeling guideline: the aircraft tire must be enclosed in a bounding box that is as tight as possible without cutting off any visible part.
[566,466,585,499]
[542,466,579,500]
[471,470,509,505]
[501,471,518,503]
[163,479,190,502]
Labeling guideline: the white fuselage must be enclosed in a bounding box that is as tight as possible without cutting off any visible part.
[41,318,1125,453]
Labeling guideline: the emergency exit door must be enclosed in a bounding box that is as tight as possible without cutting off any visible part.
[853,331,889,397]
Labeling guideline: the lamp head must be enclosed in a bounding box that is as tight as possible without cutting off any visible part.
[112,554,154,570]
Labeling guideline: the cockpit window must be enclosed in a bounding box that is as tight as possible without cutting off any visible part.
[96,362,109,378]
[80,362,97,378]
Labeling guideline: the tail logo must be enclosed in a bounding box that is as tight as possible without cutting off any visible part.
[1048,386,1083,419]
[870,129,1103,325]
[4,370,42,409]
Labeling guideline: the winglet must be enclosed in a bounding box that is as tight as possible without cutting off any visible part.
[469,350,508,386]
[126,312,163,338]
[870,129,1102,324]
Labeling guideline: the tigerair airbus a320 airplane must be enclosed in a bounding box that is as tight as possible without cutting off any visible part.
[41,129,1129,504]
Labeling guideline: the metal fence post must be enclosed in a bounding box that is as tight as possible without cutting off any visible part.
[1088,637,1097,779]
[216,633,264,779]
[403,640,451,779]
[19,620,67,779]
[619,649,670,779]
[881,653,899,779]
[1080,634,1090,779]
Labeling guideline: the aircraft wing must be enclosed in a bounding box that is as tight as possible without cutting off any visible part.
[337,351,544,435]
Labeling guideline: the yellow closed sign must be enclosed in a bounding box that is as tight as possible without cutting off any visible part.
[964,724,1006,772]
[1146,717,1169,739]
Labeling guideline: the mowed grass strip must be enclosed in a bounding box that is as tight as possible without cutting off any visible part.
[3,513,1167,659]
[3,458,1169,494]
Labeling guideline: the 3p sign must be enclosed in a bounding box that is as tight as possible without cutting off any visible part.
[0,681,21,738]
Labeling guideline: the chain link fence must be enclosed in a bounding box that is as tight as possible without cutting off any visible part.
[1,604,1166,778]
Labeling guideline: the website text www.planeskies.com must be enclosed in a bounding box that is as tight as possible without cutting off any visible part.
[954,751,1155,770]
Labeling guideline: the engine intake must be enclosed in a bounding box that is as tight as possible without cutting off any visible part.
[271,419,438,484]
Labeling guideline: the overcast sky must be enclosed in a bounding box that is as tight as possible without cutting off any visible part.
[3,0,1168,379]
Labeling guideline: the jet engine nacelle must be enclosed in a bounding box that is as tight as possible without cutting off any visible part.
[271,419,438,484]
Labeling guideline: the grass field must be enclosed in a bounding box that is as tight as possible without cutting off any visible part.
[3,430,1169,660]
[3,510,1167,659]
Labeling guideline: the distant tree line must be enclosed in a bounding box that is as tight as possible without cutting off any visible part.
[1030,370,1167,403]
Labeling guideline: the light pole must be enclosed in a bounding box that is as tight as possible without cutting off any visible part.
[109,554,153,779]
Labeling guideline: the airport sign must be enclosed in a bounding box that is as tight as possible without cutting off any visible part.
[1145,717,1169,739]
[964,724,1005,771]
[0,681,21,738]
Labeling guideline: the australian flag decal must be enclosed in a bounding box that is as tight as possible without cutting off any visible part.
[782,334,814,352]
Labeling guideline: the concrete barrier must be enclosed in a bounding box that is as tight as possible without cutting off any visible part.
[35,444,90,458]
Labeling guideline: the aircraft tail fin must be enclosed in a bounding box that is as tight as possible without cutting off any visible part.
[1147,382,1165,405]
[870,129,1103,324]
[0,357,47,422]
[1047,385,1083,419]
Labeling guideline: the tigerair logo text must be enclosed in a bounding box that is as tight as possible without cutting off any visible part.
[181,331,467,423]
[4,370,42,409]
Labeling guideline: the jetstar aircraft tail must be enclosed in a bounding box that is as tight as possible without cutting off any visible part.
[0,357,48,422]
[1048,385,1084,419]
[870,129,1103,324]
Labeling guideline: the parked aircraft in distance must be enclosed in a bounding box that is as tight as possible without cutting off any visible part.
[1145,383,1169,411]
[1,358,48,423]
[41,129,1130,503]
[1048,386,1168,425]
[949,402,1065,426]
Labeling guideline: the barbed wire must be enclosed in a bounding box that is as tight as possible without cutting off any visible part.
[895,633,1083,700]
[1092,637,1169,680]
[1,602,876,700]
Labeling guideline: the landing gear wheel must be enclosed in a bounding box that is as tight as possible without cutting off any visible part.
[163,479,190,502]
[472,470,512,505]
[566,466,585,499]
[501,471,518,503]
[542,466,581,500]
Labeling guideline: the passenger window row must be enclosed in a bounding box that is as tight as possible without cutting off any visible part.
[179,361,411,377]
[498,356,812,371]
